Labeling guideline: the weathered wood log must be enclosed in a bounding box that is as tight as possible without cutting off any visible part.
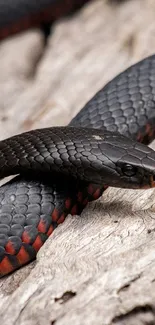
[1,1,155,324]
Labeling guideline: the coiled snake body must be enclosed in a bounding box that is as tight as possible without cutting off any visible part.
[1,1,155,277]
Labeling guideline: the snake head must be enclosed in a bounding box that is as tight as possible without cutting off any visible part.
[114,157,155,190]
[90,130,155,189]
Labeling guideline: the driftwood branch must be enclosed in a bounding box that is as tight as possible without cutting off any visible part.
[1,0,155,324]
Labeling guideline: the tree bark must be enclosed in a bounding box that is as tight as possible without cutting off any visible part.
[1,1,155,324]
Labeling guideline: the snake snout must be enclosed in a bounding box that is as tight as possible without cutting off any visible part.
[150,175,155,188]
[142,175,155,189]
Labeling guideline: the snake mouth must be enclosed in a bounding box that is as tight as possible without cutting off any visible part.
[149,175,155,188]
[141,175,155,189]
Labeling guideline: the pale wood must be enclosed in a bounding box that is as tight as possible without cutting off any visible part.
[1,1,155,324]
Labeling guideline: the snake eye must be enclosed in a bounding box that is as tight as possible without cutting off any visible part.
[122,164,137,177]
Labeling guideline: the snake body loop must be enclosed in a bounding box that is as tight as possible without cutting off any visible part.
[0,0,90,41]
[1,1,155,277]
[1,54,155,276]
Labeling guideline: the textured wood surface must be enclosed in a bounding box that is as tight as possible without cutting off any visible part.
[1,0,155,324]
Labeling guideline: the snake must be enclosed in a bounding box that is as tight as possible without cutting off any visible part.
[1,2,155,277]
